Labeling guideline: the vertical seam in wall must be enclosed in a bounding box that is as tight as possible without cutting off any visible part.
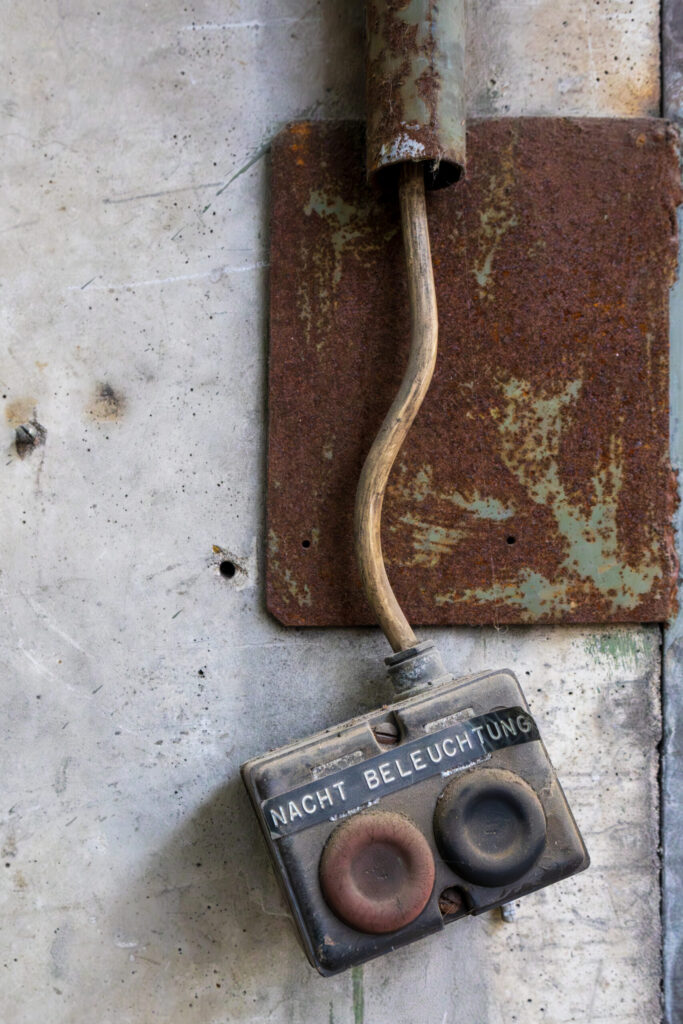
[660,6,667,1009]
[659,621,666,1023]
[660,0,665,117]
[659,14,665,1016]
[660,7,679,1019]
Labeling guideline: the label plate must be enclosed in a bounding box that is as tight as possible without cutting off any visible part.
[262,706,540,838]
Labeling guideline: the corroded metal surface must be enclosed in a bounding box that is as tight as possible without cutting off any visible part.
[366,0,465,188]
[267,119,680,627]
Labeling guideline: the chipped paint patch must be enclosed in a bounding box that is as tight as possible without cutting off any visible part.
[437,568,574,617]
[473,137,518,296]
[496,377,661,611]
[393,463,516,523]
[380,133,426,162]
[352,965,364,1024]
[298,183,397,351]
[394,512,467,568]
[268,530,312,607]
[304,190,371,286]
[437,377,663,615]
[585,629,652,669]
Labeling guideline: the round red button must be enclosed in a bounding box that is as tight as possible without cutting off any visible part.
[319,810,435,934]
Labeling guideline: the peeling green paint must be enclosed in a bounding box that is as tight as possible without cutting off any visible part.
[406,465,433,502]
[435,376,662,614]
[473,139,518,297]
[446,491,515,521]
[269,529,313,608]
[371,0,434,127]
[585,630,651,668]
[304,191,380,287]
[496,376,661,607]
[281,569,312,608]
[394,463,516,528]
[305,191,358,225]
[300,189,397,352]
[351,966,364,1024]
[396,512,467,568]
[436,569,572,617]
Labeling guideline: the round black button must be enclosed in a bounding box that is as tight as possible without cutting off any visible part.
[319,810,435,934]
[433,768,546,887]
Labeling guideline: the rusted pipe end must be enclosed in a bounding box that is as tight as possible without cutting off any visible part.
[365,0,466,189]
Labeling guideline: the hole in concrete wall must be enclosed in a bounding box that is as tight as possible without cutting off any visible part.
[219,561,236,579]
[87,382,126,421]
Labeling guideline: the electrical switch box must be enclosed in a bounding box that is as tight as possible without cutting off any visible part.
[241,669,589,975]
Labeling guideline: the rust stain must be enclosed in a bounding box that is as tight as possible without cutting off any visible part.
[267,118,681,627]
[289,120,314,167]
[289,122,312,136]
[5,397,37,428]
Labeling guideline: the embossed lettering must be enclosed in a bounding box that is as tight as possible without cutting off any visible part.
[501,717,517,738]
[486,721,502,741]
[332,780,346,800]
[364,768,381,790]
[270,806,287,828]
[471,724,486,746]
[426,743,443,764]
[317,787,333,809]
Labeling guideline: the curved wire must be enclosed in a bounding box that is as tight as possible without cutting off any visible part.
[354,161,439,652]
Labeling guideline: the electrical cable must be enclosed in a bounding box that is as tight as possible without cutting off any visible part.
[354,161,439,653]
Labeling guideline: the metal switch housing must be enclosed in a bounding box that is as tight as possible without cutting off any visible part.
[241,669,589,975]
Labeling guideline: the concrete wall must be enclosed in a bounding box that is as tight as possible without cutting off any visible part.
[0,3,665,1022]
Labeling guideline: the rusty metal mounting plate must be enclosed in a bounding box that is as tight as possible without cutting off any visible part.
[267,118,680,627]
